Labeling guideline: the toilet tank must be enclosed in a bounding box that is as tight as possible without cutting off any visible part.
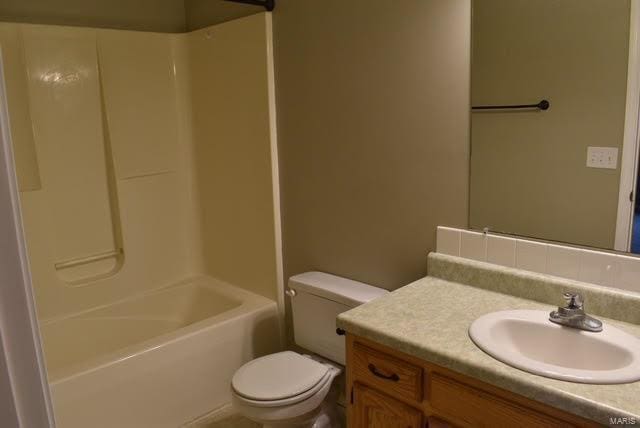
[288,272,388,365]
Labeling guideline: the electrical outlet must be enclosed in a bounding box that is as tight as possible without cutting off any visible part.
[586,147,618,169]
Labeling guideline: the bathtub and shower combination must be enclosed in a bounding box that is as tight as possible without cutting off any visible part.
[1,11,283,428]
[43,277,279,428]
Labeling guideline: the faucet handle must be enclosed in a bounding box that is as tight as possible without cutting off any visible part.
[563,292,583,309]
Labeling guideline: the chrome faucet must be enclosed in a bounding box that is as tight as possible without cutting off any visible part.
[549,292,603,332]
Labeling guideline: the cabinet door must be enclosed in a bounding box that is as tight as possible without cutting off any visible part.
[352,383,422,428]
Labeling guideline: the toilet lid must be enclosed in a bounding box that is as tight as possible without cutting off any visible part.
[232,351,330,401]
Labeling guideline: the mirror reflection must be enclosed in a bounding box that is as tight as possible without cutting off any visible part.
[469,0,637,252]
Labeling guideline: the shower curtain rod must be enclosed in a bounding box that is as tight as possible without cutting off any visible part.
[224,0,275,11]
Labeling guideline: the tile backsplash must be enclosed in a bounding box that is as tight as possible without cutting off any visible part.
[436,226,640,294]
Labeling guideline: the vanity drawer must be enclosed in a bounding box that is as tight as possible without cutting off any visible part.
[353,342,423,403]
[429,374,575,428]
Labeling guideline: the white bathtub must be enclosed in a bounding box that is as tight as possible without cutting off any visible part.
[39,277,281,428]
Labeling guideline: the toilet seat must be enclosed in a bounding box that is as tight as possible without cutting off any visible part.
[233,369,334,408]
[231,353,341,425]
[232,351,331,406]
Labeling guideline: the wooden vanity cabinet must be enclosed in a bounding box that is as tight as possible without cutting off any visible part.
[352,383,423,428]
[345,334,601,428]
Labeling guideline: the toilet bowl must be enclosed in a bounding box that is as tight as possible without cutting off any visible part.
[231,351,341,427]
[230,272,388,427]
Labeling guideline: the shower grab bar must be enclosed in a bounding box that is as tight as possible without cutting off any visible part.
[54,249,122,270]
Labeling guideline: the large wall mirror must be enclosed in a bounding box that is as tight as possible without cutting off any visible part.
[469,0,640,253]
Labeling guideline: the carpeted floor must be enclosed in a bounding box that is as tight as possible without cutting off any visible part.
[191,414,260,428]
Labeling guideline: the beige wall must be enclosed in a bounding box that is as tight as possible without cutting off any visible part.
[273,0,471,290]
[470,0,630,249]
[185,0,261,30]
[0,0,186,32]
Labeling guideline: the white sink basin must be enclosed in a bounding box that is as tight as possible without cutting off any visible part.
[469,310,640,384]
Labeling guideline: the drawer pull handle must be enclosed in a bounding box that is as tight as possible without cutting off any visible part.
[368,363,399,381]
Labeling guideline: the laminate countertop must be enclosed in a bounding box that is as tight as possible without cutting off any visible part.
[337,253,640,425]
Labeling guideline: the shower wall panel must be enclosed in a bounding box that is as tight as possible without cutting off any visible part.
[22,26,120,284]
[0,13,279,320]
[98,30,180,179]
[1,24,194,320]
[187,13,279,301]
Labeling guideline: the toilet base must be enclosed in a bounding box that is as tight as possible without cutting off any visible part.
[261,401,340,428]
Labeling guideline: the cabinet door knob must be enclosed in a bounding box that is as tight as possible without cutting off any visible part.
[368,363,399,381]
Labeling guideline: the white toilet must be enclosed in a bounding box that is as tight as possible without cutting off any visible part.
[231,272,388,427]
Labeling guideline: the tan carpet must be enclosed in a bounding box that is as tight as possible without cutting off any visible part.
[196,414,260,428]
